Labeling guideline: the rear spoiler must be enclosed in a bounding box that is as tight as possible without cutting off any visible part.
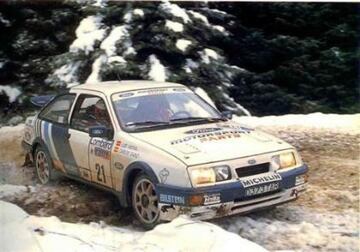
[30,95,55,107]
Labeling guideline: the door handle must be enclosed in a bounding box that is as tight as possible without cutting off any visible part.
[66,133,71,139]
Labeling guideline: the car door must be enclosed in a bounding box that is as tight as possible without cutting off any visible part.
[69,93,114,187]
[37,94,77,174]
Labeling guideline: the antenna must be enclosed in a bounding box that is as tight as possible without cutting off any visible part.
[116,72,122,82]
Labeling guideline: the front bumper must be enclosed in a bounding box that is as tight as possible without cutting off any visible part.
[157,164,308,221]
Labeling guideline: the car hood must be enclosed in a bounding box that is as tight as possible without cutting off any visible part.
[130,121,293,166]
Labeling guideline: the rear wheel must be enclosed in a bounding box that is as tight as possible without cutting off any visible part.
[132,174,160,229]
[34,146,54,184]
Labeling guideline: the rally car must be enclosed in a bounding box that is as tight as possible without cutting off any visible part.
[22,81,308,228]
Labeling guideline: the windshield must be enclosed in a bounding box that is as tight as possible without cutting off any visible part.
[112,87,222,131]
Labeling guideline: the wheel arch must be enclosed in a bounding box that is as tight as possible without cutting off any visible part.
[31,137,48,159]
[121,161,159,207]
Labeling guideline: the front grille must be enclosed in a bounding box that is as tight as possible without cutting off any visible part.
[235,163,270,178]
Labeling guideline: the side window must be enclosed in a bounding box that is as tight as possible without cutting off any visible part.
[71,95,112,133]
[39,94,75,124]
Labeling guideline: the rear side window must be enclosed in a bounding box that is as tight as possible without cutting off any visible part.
[39,94,75,124]
[70,95,112,133]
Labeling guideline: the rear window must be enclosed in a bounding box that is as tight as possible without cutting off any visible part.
[39,94,76,125]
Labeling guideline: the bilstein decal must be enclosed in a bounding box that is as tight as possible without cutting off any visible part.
[171,128,251,145]
[159,194,185,204]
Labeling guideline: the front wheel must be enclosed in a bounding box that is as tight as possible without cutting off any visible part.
[132,174,160,229]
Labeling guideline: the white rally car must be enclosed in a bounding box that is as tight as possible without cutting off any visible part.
[22,81,308,228]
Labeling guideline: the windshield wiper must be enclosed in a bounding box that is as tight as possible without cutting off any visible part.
[170,117,225,123]
[126,121,170,128]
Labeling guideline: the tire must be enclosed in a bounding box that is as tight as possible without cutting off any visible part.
[34,146,56,184]
[132,173,160,229]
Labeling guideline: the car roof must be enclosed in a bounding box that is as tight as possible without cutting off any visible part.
[71,80,186,94]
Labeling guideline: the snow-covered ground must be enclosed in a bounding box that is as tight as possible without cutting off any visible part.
[0,200,265,252]
[235,113,360,135]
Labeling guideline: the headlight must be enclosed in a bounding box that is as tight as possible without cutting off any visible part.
[271,152,297,170]
[189,165,231,187]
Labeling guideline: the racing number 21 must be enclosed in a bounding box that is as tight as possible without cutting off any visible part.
[95,163,106,183]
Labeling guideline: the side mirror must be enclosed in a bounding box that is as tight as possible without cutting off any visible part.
[221,111,233,120]
[89,126,113,139]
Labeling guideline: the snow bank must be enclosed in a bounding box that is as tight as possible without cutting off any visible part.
[216,205,360,251]
[165,20,184,33]
[148,55,167,82]
[0,201,266,252]
[0,85,22,102]
[70,15,107,55]
[234,113,360,135]
[0,184,34,198]
[176,39,192,52]
[0,123,24,133]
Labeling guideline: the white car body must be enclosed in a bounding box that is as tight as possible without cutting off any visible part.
[22,81,308,223]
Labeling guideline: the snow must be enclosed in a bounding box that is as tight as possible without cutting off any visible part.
[216,205,360,251]
[194,87,217,108]
[212,25,226,33]
[200,48,220,64]
[160,1,191,24]
[176,39,192,52]
[86,54,107,83]
[123,10,133,23]
[184,58,199,73]
[92,0,106,8]
[0,13,10,27]
[108,56,126,64]
[165,20,184,33]
[148,54,167,82]
[133,8,144,17]
[0,184,34,198]
[234,113,360,135]
[188,10,209,25]
[221,91,251,116]
[0,200,266,252]
[53,61,81,87]
[0,85,21,102]
[70,15,107,55]
[100,25,129,57]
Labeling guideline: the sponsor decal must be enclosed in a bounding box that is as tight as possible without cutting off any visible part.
[94,147,110,160]
[138,88,168,94]
[172,88,187,92]
[114,162,124,170]
[204,193,221,205]
[159,168,170,183]
[90,138,113,150]
[185,128,223,134]
[118,92,134,98]
[113,141,122,153]
[217,123,254,132]
[170,129,250,145]
[240,173,282,188]
[119,143,139,159]
[159,194,185,204]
